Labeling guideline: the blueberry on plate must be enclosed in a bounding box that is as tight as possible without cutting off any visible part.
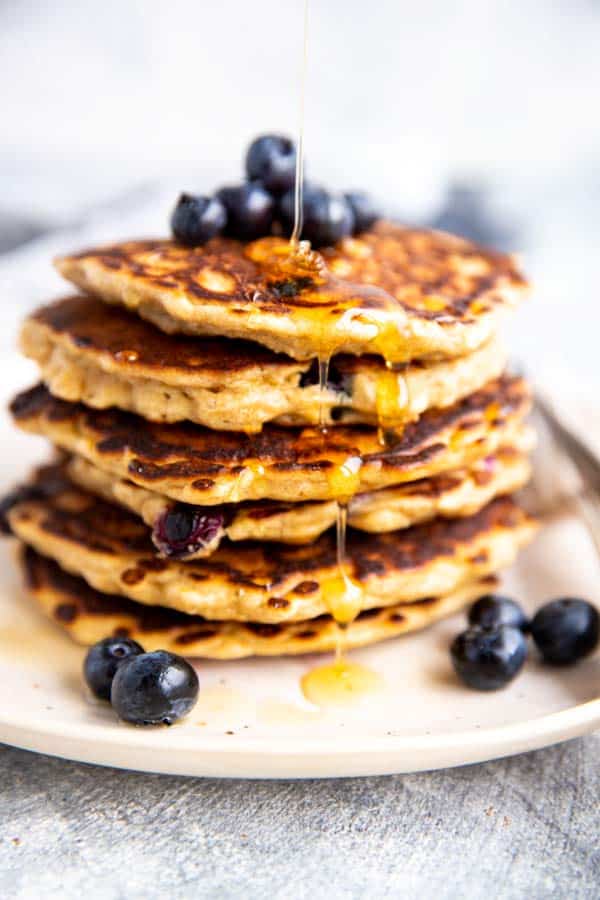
[245,134,297,194]
[344,191,379,233]
[531,598,599,665]
[468,593,529,632]
[450,625,528,690]
[279,185,355,247]
[153,505,225,559]
[217,183,275,241]
[110,650,199,726]
[170,194,227,246]
[84,637,144,701]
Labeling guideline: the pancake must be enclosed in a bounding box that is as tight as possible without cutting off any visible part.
[21,545,499,659]
[5,473,537,622]
[66,438,534,557]
[54,222,528,363]
[10,375,531,506]
[21,296,507,431]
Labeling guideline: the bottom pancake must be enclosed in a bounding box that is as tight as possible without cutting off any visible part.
[4,467,538,622]
[20,545,498,659]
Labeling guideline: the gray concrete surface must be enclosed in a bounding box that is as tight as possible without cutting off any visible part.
[1,736,599,899]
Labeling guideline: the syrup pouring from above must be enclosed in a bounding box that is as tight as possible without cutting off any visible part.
[168,0,387,704]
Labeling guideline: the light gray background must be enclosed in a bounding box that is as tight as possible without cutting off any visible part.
[1,2,599,897]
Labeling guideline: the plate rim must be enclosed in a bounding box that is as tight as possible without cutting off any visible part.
[1,695,599,778]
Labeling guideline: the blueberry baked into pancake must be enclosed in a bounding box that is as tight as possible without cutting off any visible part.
[6,464,535,624]
[2,133,539,720]
[64,437,533,559]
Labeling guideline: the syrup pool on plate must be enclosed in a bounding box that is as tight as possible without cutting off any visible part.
[301,658,384,708]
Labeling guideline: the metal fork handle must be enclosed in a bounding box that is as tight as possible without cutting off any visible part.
[534,395,600,494]
[576,492,600,562]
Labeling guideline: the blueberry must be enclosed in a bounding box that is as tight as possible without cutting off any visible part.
[430,183,519,252]
[84,637,144,701]
[450,625,527,690]
[245,134,297,194]
[531,598,599,665]
[468,594,529,632]
[110,650,199,726]
[170,193,227,246]
[279,185,355,247]
[154,505,225,559]
[344,191,379,233]
[217,183,275,241]
[278,182,321,231]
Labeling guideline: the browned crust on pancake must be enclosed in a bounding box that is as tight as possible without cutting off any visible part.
[21,297,509,432]
[54,222,528,361]
[27,295,300,378]
[6,463,537,621]
[25,293,504,379]
[21,545,499,658]
[57,223,526,322]
[9,468,527,578]
[10,376,531,504]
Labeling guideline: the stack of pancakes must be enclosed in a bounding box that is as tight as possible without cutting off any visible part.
[4,223,537,659]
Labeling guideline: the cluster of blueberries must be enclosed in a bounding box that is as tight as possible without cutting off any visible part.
[84,639,199,726]
[170,133,379,248]
[451,594,599,691]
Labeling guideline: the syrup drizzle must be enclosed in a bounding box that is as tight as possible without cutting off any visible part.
[290,0,309,248]
[267,0,382,707]
[245,236,413,366]
[375,364,410,444]
[318,357,330,427]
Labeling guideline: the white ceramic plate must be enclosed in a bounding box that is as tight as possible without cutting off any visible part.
[0,403,599,778]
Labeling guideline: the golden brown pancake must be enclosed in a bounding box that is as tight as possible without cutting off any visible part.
[21,296,507,431]
[5,470,537,622]
[10,376,531,505]
[66,439,533,557]
[21,545,498,659]
[54,222,527,362]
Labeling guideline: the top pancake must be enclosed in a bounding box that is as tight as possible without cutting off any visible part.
[54,222,528,363]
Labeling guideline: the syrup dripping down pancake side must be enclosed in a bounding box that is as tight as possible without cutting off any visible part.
[5,471,537,623]
[21,296,508,431]
[54,223,528,362]
[10,376,531,506]
[20,545,500,659]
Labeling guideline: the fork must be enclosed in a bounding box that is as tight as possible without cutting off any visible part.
[531,391,600,559]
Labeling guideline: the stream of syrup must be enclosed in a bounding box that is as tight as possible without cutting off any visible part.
[283,0,388,707]
[290,0,309,248]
